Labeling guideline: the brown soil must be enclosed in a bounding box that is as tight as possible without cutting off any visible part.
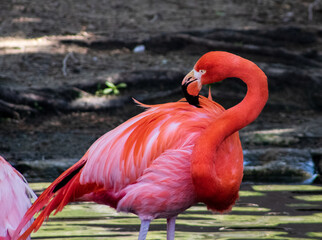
[0,0,322,175]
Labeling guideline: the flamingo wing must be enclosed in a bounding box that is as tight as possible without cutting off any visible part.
[80,99,224,191]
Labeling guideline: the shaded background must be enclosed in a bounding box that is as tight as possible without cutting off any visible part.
[0,0,321,183]
[1,1,322,239]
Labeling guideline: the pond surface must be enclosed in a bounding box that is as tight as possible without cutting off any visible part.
[27,183,322,240]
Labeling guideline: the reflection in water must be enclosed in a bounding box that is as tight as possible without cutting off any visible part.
[28,183,322,239]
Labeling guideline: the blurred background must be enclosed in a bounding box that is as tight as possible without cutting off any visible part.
[0,0,322,239]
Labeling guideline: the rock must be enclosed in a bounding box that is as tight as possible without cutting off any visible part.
[311,149,322,183]
[243,148,316,183]
[133,44,145,53]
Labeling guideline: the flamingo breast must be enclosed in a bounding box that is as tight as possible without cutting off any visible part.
[117,146,196,219]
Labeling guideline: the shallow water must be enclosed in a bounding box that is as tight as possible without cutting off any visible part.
[28,183,322,240]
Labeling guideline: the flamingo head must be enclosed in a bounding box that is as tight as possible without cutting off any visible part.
[181,69,203,107]
[182,51,236,106]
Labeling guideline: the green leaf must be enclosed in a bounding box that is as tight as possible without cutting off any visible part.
[116,83,127,88]
[105,81,115,88]
[103,88,113,94]
[113,89,120,95]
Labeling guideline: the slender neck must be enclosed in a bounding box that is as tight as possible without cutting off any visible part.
[190,57,268,209]
[223,61,268,136]
[203,58,268,146]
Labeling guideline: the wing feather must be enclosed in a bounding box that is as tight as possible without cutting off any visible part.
[80,97,225,191]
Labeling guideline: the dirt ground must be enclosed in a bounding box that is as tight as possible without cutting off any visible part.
[0,0,322,178]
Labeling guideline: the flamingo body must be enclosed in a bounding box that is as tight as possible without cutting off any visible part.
[0,156,36,240]
[15,51,268,240]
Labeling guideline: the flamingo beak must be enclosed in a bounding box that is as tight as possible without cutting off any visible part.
[182,70,195,86]
[182,70,201,107]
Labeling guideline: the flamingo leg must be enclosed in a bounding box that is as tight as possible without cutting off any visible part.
[138,219,151,240]
[167,216,176,240]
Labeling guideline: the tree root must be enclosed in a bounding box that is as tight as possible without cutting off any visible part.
[0,70,184,118]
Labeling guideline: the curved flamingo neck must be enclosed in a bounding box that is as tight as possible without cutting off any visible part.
[191,54,268,211]
[199,55,268,154]
[223,60,268,136]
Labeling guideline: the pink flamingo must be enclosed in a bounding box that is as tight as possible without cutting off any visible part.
[0,156,37,240]
[14,51,268,240]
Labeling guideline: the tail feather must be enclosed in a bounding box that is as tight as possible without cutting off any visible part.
[13,157,88,240]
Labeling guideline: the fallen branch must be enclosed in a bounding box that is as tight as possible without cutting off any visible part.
[62,52,77,77]
[147,33,321,67]
[0,99,36,118]
[59,27,321,67]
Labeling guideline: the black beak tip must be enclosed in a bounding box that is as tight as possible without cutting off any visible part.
[181,84,200,108]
